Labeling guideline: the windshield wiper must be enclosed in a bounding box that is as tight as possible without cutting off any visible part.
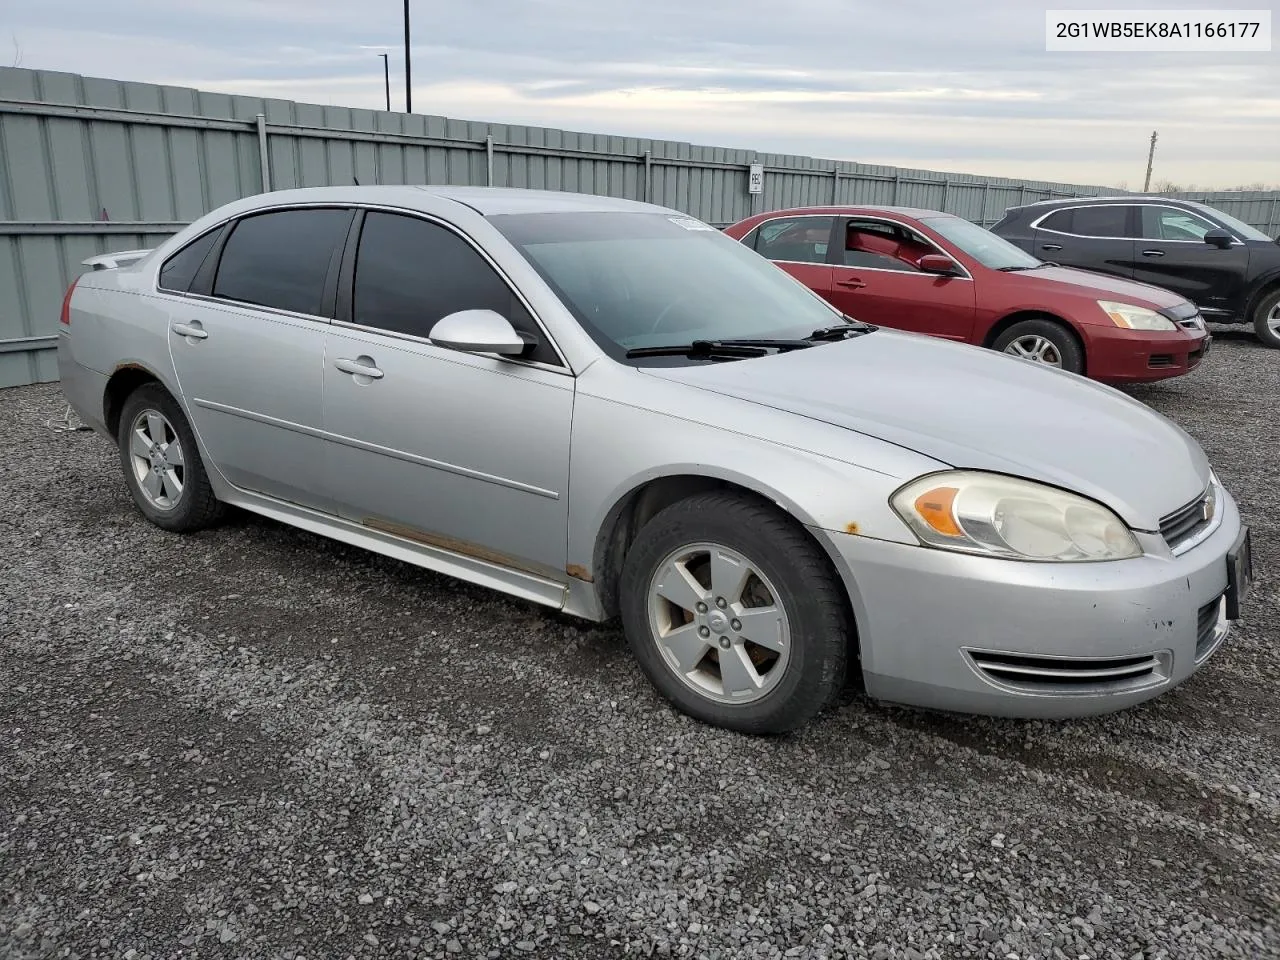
[626,340,775,360]
[996,261,1058,272]
[808,320,875,342]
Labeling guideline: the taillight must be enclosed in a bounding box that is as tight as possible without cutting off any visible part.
[59,277,79,326]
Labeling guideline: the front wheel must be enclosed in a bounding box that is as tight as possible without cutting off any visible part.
[1252,288,1280,349]
[992,319,1084,374]
[619,492,851,734]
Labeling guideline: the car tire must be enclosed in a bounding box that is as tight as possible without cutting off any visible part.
[619,491,850,734]
[992,319,1084,374]
[117,383,224,532]
[1251,288,1280,349]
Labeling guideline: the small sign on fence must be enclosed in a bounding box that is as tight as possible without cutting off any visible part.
[748,163,764,195]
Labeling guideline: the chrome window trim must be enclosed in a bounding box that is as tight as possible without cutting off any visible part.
[150,199,573,373]
[1030,202,1245,245]
[745,212,975,281]
[154,287,334,326]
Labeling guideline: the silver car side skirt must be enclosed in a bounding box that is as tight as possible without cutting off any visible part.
[217,485,571,612]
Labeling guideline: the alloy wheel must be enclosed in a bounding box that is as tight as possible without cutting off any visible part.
[1004,334,1063,367]
[1268,303,1280,336]
[128,409,185,510]
[646,542,791,704]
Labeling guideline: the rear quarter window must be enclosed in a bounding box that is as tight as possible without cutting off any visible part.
[158,228,221,293]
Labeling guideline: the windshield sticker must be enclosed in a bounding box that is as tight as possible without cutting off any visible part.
[668,216,716,231]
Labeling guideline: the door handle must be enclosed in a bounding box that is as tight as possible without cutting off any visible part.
[1141,249,1166,257]
[334,357,384,380]
[171,321,208,340]
[835,278,866,289]
[1040,243,1063,251]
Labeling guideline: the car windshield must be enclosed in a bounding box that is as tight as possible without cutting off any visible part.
[489,211,847,362]
[1185,201,1271,242]
[919,215,1043,270]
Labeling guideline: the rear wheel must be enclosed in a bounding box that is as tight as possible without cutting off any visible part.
[1252,288,1280,349]
[992,319,1084,374]
[619,491,851,734]
[117,384,223,532]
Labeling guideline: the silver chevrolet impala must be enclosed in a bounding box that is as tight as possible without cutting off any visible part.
[56,186,1253,734]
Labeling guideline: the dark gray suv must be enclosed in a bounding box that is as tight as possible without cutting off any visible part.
[993,197,1280,348]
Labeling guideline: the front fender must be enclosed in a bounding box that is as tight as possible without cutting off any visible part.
[565,390,935,593]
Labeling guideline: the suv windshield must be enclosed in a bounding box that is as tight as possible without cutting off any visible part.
[490,212,847,362]
[919,215,1043,270]
[1185,201,1271,242]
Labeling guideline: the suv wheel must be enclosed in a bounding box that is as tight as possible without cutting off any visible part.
[992,319,1084,374]
[1252,288,1280,349]
[619,491,851,734]
[117,384,224,532]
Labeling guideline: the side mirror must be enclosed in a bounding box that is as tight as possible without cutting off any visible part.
[918,253,960,275]
[1203,228,1233,249]
[428,309,528,357]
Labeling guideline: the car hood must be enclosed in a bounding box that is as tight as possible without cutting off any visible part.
[644,331,1210,530]
[1010,265,1192,312]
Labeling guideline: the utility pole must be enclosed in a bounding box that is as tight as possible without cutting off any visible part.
[1143,130,1158,192]
[378,53,390,112]
[403,0,412,113]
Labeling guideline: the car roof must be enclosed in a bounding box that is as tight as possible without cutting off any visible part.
[228,184,670,218]
[743,205,955,222]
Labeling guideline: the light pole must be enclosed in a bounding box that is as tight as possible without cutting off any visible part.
[378,53,390,112]
[403,0,412,113]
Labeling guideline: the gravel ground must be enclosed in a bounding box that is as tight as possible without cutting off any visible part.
[2,330,1278,960]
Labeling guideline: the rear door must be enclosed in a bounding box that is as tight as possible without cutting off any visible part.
[826,217,976,340]
[1031,204,1137,279]
[1132,205,1250,312]
[165,207,353,510]
[748,215,836,301]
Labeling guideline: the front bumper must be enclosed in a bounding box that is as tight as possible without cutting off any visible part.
[1085,324,1210,384]
[818,488,1243,718]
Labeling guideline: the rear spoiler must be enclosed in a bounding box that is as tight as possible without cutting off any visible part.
[82,249,154,271]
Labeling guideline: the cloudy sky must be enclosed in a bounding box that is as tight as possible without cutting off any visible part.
[7,0,1278,189]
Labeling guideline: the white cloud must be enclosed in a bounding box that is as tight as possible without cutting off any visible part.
[7,0,1278,188]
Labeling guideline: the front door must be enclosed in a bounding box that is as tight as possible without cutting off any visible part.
[165,207,353,510]
[321,210,574,585]
[826,217,976,340]
[1131,205,1251,314]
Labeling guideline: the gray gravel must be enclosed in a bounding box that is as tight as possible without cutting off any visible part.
[2,329,1278,960]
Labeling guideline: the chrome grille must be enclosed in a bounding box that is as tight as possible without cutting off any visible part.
[1160,487,1213,551]
[968,649,1169,693]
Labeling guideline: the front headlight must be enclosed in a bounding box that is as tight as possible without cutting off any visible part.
[1098,300,1177,331]
[891,471,1142,562]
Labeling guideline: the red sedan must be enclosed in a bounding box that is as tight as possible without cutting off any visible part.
[724,206,1210,383]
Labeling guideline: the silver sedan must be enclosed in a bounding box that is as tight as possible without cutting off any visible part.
[57,186,1253,733]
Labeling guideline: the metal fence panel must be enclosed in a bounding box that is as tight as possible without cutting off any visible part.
[2,64,1276,388]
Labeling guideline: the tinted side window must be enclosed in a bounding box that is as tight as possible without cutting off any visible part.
[1068,205,1133,238]
[158,228,220,293]
[1038,209,1074,233]
[213,209,351,316]
[352,212,559,366]
[1142,206,1216,241]
[755,217,834,264]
